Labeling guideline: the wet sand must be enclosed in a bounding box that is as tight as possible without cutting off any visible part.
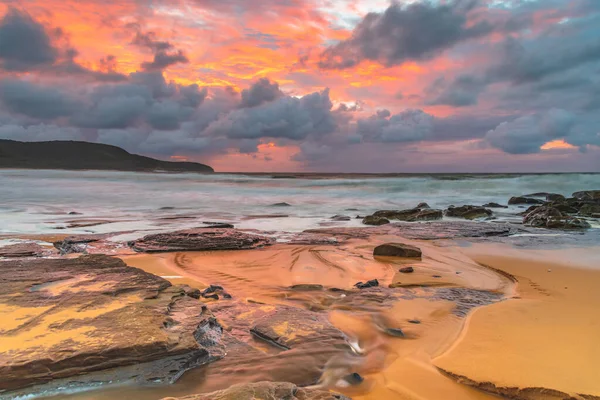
[8,237,600,400]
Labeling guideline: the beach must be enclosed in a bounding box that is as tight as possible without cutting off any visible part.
[1,170,600,400]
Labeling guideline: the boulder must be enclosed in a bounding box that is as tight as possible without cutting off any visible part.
[331,215,351,221]
[372,208,442,222]
[482,202,508,208]
[579,203,600,217]
[444,205,493,220]
[546,193,566,202]
[355,279,379,289]
[524,206,590,229]
[161,381,350,400]
[53,235,102,255]
[399,266,414,273]
[572,190,600,200]
[374,243,422,258]
[270,202,292,207]
[0,255,224,393]
[508,196,545,205]
[416,202,430,209]
[129,228,272,252]
[362,215,390,226]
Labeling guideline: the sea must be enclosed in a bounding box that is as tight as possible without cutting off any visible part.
[1,169,599,239]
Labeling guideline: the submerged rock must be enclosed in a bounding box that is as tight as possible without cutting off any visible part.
[362,215,390,226]
[270,202,292,207]
[372,208,442,222]
[0,255,224,393]
[444,205,493,220]
[546,193,566,202]
[331,215,351,221]
[579,203,600,217]
[572,190,600,200]
[374,243,422,258]
[161,381,350,400]
[482,202,508,208]
[129,228,272,252]
[508,196,545,205]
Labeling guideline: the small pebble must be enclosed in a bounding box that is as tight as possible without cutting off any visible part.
[408,319,421,324]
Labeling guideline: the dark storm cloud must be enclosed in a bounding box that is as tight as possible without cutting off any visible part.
[0,78,78,119]
[0,8,58,71]
[240,78,283,108]
[141,50,189,71]
[130,27,189,71]
[484,109,576,154]
[205,88,336,140]
[426,75,486,107]
[319,0,492,69]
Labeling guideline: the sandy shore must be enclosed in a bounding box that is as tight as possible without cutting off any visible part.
[3,234,600,400]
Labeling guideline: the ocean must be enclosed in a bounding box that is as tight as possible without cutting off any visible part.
[1,169,599,237]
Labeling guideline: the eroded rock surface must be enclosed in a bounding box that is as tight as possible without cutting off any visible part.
[0,255,224,393]
[0,243,46,258]
[372,208,443,222]
[444,205,493,220]
[129,228,272,252]
[362,215,390,226]
[524,206,591,229]
[161,381,350,400]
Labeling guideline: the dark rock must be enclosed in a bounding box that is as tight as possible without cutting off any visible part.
[0,243,45,258]
[549,202,579,214]
[129,228,272,253]
[572,190,600,200]
[331,215,351,221]
[159,206,176,210]
[160,381,350,400]
[182,286,202,299]
[67,211,82,215]
[508,196,545,205]
[0,255,224,393]
[482,202,508,208]
[432,275,442,278]
[374,243,422,258]
[399,267,414,273]
[546,193,566,202]
[345,208,360,211]
[579,203,600,217]
[53,235,102,255]
[343,372,364,385]
[444,205,493,220]
[524,206,590,229]
[408,319,421,324]
[362,215,390,226]
[200,285,231,300]
[416,202,430,209]
[373,208,442,222]
[270,202,292,207]
[202,222,235,228]
[291,284,324,291]
[355,279,379,289]
[383,327,406,338]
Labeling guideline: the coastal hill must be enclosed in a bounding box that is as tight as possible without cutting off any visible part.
[0,140,214,173]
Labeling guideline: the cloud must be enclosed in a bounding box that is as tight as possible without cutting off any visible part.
[426,75,486,107]
[319,0,492,69]
[130,27,189,71]
[484,109,576,154]
[358,108,435,143]
[0,78,78,119]
[240,78,283,108]
[141,50,188,71]
[204,88,336,140]
[0,8,58,71]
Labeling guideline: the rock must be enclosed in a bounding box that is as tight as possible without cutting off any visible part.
[546,193,566,202]
[416,202,430,209]
[182,286,202,299]
[343,372,364,385]
[362,215,390,226]
[290,284,324,291]
[53,235,102,255]
[524,206,590,229]
[399,266,414,273]
[572,190,600,200]
[161,381,350,400]
[549,202,578,214]
[159,206,176,210]
[579,203,600,216]
[383,327,406,338]
[201,285,232,299]
[67,211,82,215]
[444,205,493,220]
[408,319,421,324]
[202,222,235,228]
[508,196,545,205]
[270,202,292,207]
[432,275,442,278]
[331,215,351,221]
[354,279,379,289]
[374,243,422,258]
[0,243,45,258]
[373,208,443,222]
[482,202,508,208]
[0,255,224,393]
[129,228,272,253]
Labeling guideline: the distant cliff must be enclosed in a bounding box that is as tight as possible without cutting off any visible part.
[0,140,214,173]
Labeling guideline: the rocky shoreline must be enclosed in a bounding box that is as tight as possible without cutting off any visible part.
[0,189,599,400]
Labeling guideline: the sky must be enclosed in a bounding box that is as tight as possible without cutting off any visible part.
[0,0,599,173]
